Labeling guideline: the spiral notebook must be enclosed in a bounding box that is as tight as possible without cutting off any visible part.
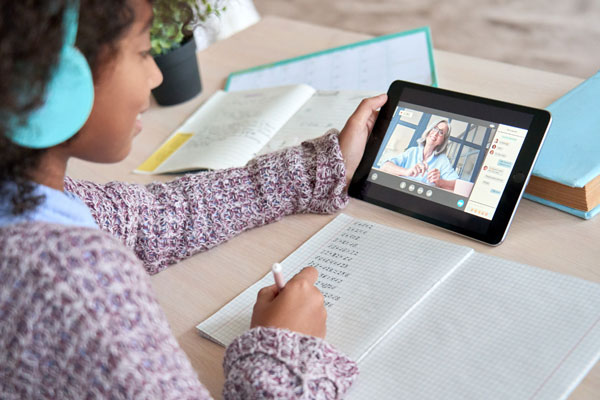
[196,214,600,399]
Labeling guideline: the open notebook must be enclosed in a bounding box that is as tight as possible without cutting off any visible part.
[196,214,600,399]
[135,85,377,174]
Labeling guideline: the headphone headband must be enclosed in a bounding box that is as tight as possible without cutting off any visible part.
[8,1,95,149]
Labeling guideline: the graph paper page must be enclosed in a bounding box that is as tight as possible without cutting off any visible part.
[196,214,473,360]
[226,29,434,93]
[347,253,600,400]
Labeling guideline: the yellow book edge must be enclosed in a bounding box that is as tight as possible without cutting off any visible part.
[134,133,193,174]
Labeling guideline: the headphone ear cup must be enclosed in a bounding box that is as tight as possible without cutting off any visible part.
[9,45,95,149]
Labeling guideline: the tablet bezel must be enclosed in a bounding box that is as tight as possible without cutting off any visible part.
[348,80,552,245]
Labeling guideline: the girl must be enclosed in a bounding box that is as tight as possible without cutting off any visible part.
[0,0,386,398]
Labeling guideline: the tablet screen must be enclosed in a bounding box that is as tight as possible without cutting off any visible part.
[369,101,528,221]
[349,81,551,245]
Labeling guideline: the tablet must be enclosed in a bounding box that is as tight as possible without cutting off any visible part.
[349,80,551,245]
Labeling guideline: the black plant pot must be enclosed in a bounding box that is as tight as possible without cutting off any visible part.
[152,37,202,106]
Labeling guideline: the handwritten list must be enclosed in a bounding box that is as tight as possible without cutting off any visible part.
[197,214,473,360]
[310,221,372,307]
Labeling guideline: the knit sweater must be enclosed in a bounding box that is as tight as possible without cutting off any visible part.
[0,132,358,399]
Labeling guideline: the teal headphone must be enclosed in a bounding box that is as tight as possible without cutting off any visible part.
[8,2,94,149]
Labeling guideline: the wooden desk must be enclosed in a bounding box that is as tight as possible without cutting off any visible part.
[67,16,599,399]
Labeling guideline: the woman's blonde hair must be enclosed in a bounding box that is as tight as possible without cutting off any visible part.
[416,119,451,155]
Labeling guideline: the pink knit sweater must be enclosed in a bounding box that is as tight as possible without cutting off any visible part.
[0,132,358,399]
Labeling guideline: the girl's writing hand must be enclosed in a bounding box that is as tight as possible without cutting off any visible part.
[250,267,327,338]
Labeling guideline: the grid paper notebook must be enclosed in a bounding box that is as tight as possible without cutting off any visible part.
[224,27,437,93]
[196,214,600,399]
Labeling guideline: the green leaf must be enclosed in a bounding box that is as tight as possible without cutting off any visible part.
[150,0,229,55]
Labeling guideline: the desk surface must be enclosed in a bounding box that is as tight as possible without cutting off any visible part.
[66,16,599,399]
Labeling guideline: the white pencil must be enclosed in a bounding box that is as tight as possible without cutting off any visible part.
[271,262,286,292]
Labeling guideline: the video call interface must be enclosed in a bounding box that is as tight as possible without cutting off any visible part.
[367,102,529,220]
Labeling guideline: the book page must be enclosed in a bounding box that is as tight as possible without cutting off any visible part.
[348,253,600,399]
[226,28,436,92]
[196,214,473,361]
[258,90,379,155]
[140,84,315,174]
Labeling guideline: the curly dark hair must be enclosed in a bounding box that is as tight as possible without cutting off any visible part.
[0,0,145,215]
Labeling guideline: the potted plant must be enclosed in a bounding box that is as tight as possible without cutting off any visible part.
[150,0,226,106]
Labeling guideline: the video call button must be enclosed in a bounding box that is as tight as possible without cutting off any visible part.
[457,199,465,208]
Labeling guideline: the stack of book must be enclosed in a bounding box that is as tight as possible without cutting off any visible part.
[524,71,600,219]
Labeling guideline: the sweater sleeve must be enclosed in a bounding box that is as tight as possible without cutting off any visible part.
[223,327,358,399]
[65,131,349,275]
[2,225,357,399]
[0,225,213,399]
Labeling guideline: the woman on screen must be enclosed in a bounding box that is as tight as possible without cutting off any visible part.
[381,119,459,191]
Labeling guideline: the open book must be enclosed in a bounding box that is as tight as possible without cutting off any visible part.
[196,214,600,399]
[135,85,377,174]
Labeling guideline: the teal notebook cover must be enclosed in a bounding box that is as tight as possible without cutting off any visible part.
[524,71,600,219]
[524,194,600,220]
[224,26,437,92]
[530,71,600,186]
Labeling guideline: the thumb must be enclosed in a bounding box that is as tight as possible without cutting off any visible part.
[255,284,279,305]
[348,94,387,127]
